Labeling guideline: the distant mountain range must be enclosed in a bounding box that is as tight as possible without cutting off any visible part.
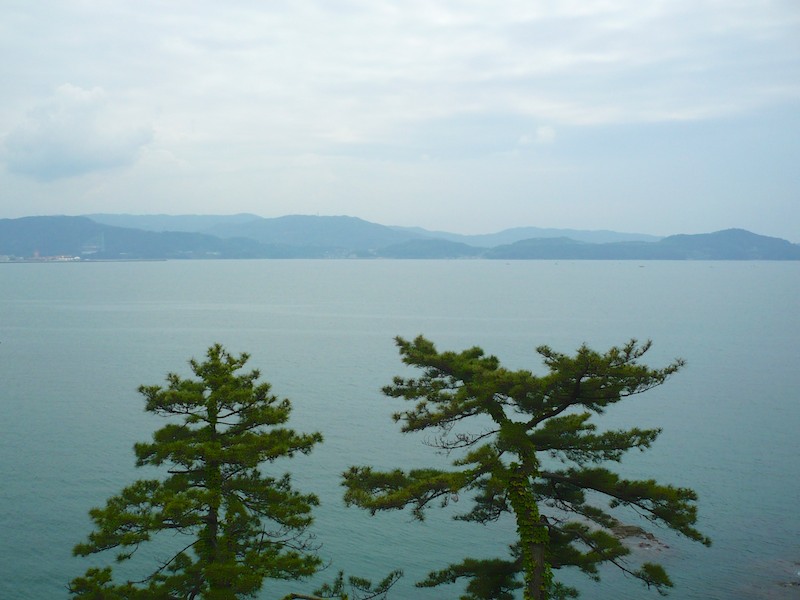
[0,214,798,261]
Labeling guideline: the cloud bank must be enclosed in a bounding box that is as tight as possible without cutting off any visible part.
[4,84,151,181]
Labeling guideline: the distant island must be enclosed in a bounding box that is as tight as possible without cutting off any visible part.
[1,214,798,261]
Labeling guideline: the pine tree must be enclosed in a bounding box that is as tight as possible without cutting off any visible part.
[70,344,323,599]
[283,569,403,600]
[342,336,710,600]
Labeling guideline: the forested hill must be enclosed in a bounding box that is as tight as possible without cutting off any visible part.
[0,215,798,260]
[482,229,800,260]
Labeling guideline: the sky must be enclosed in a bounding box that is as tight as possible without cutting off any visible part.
[1,1,799,240]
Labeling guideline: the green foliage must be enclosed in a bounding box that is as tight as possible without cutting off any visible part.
[316,569,403,600]
[70,344,323,599]
[419,558,522,600]
[281,570,403,600]
[342,336,710,599]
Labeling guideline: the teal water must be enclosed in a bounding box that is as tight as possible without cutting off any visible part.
[0,260,798,599]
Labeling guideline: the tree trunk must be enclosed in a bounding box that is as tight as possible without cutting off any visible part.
[508,471,549,600]
[526,517,548,600]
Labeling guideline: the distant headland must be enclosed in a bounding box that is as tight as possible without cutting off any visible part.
[1,214,798,261]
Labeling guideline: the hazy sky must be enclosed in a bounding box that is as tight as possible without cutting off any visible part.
[1,1,798,239]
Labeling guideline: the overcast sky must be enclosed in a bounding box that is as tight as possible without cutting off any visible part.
[1,1,798,239]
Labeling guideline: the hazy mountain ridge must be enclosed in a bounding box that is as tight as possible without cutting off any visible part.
[483,229,800,260]
[0,215,798,260]
[0,216,267,259]
[88,213,660,245]
[85,213,262,233]
[205,214,422,251]
[391,225,662,246]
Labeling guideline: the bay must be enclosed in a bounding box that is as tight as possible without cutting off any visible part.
[0,260,798,599]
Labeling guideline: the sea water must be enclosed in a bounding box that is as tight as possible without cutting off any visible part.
[0,260,798,599]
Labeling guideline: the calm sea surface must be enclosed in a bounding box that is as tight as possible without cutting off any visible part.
[0,260,798,599]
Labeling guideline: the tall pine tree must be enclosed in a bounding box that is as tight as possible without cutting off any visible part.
[70,344,323,599]
[343,336,710,600]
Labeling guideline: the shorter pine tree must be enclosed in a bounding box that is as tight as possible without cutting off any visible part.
[70,344,322,599]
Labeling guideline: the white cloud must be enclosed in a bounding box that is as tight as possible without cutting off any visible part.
[518,125,556,147]
[535,126,556,144]
[3,84,152,181]
[5,1,795,152]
